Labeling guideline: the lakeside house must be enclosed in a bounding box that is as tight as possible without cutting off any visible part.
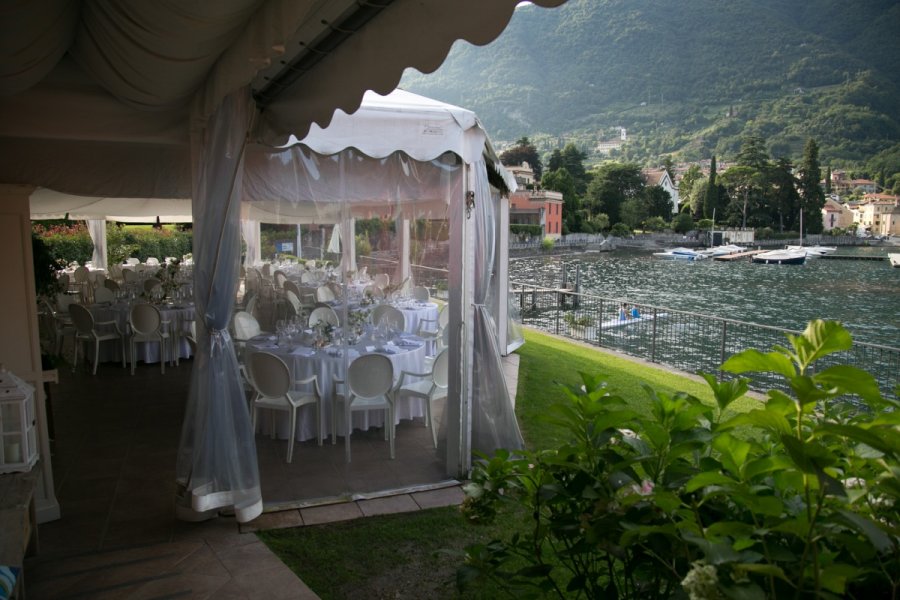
[822,197,855,231]
[853,194,900,236]
[506,161,565,238]
[641,168,680,214]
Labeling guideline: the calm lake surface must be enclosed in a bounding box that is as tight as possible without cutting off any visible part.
[510,246,900,348]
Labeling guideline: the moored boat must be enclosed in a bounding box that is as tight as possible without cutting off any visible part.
[652,247,707,261]
[785,244,837,258]
[889,253,900,268]
[697,244,745,258]
[751,248,807,265]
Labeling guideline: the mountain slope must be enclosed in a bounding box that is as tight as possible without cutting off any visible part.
[400,0,900,166]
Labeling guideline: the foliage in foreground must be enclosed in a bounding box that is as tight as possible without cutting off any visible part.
[460,320,899,599]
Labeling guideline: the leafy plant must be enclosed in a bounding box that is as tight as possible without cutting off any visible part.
[459,320,899,599]
[541,237,555,251]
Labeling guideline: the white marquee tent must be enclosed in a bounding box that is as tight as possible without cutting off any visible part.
[0,0,566,525]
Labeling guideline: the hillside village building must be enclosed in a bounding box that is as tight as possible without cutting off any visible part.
[853,194,900,236]
[505,162,564,238]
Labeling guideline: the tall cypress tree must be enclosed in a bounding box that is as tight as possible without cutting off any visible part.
[705,156,718,219]
[825,166,832,194]
[798,139,825,234]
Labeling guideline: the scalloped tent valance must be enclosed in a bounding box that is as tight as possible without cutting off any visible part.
[1,0,565,200]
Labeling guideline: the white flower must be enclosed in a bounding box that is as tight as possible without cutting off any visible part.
[681,560,721,600]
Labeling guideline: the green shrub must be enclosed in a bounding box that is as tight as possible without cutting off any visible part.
[672,212,694,234]
[643,216,668,232]
[511,224,543,238]
[697,218,714,230]
[756,226,775,240]
[460,321,898,599]
[610,222,632,237]
[541,237,555,251]
[355,233,372,257]
[33,222,93,265]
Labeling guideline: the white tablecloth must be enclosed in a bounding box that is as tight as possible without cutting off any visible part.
[394,302,439,335]
[247,334,427,441]
[89,302,195,364]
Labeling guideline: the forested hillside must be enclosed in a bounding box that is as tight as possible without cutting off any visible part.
[400,0,900,168]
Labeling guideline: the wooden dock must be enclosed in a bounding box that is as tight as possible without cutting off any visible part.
[713,250,767,261]
[818,254,886,261]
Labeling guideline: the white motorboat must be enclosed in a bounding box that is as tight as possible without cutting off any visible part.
[751,248,807,265]
[652,247,707,261]
[697,244,745,258]
[889,253,900,268]
[785,244,837,258]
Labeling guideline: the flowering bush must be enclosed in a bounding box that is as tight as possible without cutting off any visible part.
[459,321,898,599]
[33,222,93,265]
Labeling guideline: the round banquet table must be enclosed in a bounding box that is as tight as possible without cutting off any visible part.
[246,333,428,442]
[88,301,195,364]
[393,301,440,335]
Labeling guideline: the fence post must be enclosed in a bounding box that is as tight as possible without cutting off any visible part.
[720,320,728,367]
[651,307,658,362]
[598,298,603,346]
[555,290,560,335]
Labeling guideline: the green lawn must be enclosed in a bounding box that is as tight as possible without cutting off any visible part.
[258,329,761,599]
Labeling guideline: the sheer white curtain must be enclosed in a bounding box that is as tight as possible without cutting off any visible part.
[86,219,107,269]
[240,219,260,268]
[470,160,524,453]
[175,88,262,523]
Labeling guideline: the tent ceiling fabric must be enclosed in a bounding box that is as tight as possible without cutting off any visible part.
[0,0,565,200]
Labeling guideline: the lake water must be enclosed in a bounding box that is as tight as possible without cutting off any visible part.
[510,246,900,348]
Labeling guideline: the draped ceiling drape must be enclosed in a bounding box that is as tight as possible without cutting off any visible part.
[86,219,107,270]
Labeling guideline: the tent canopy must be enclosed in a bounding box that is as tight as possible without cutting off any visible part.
[30,89,515,223]
[1,0,564,201]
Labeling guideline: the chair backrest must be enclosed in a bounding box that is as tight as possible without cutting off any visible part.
[68,303,95,334]
[308,306,339,328]
[283,280,302,298]
[411,286,430,302]
[56,292,75,311]
[438,305,449,329]
[248,352,291,398]
[372,305,404,331]
[233,311,262,340]
[126,257,140,265]
[432,348,449,388]
[245,294,258,318]
[373,273,389,289]
[57,272,70,290]
[261,263,271,278]
[273,270,287,288]
[104,278,120,292]
[93,286,115,303]
[122,268,139,282]
[305,259,316,270]
[73,266,90,283]
[145,257,160,266]
[130,303,162,335]
[144,278,162,293]
[348,354,393,399]
[315,285,335,303]
[285,290,302,314]
[299,271,315,284]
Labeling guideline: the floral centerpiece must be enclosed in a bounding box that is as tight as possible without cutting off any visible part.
[347,310,368,343]
[155,257,181,299]
[312,321,335,348]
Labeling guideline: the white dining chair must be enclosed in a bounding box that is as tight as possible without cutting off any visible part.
[315,285,335,303]
[363,285,385,301]
[104,278,120,292]
[273,270,287,289]
[143,278,162,293]
[248,351,322,462]
[332,353,395,462]
[43,299,76,356]
[371,304,404,332]
[284,290,303,320]
[145,257,160,266]
[129,303,171,375]
[93,285,115,304]
[308,305,339,328]
[126,257,140,266]
[233,311,263,341]
[69,303,126,375]
[411,286,430,302]
[394,348,448,448]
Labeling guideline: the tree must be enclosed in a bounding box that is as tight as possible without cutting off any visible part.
[661,156,676,183]
[620,197,648,229]
[585,163,644,225]
[797,138,826,234]
[679,164,703,207]
[499,137,543,179]
[645,186,673,219]
[546,148,564,173]
[735,135,770,170]
[719,166,766,228]
[824,166,832,194]
[561,143,588,194]
[768,158,801,232]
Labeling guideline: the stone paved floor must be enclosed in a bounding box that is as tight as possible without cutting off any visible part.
[25,348,515,598]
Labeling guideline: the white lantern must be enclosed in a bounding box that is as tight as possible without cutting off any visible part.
[0,365,38,474]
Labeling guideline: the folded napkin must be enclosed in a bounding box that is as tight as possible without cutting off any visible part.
[291,347,315,356]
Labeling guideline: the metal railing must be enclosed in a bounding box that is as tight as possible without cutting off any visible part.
[512,281,899,397]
